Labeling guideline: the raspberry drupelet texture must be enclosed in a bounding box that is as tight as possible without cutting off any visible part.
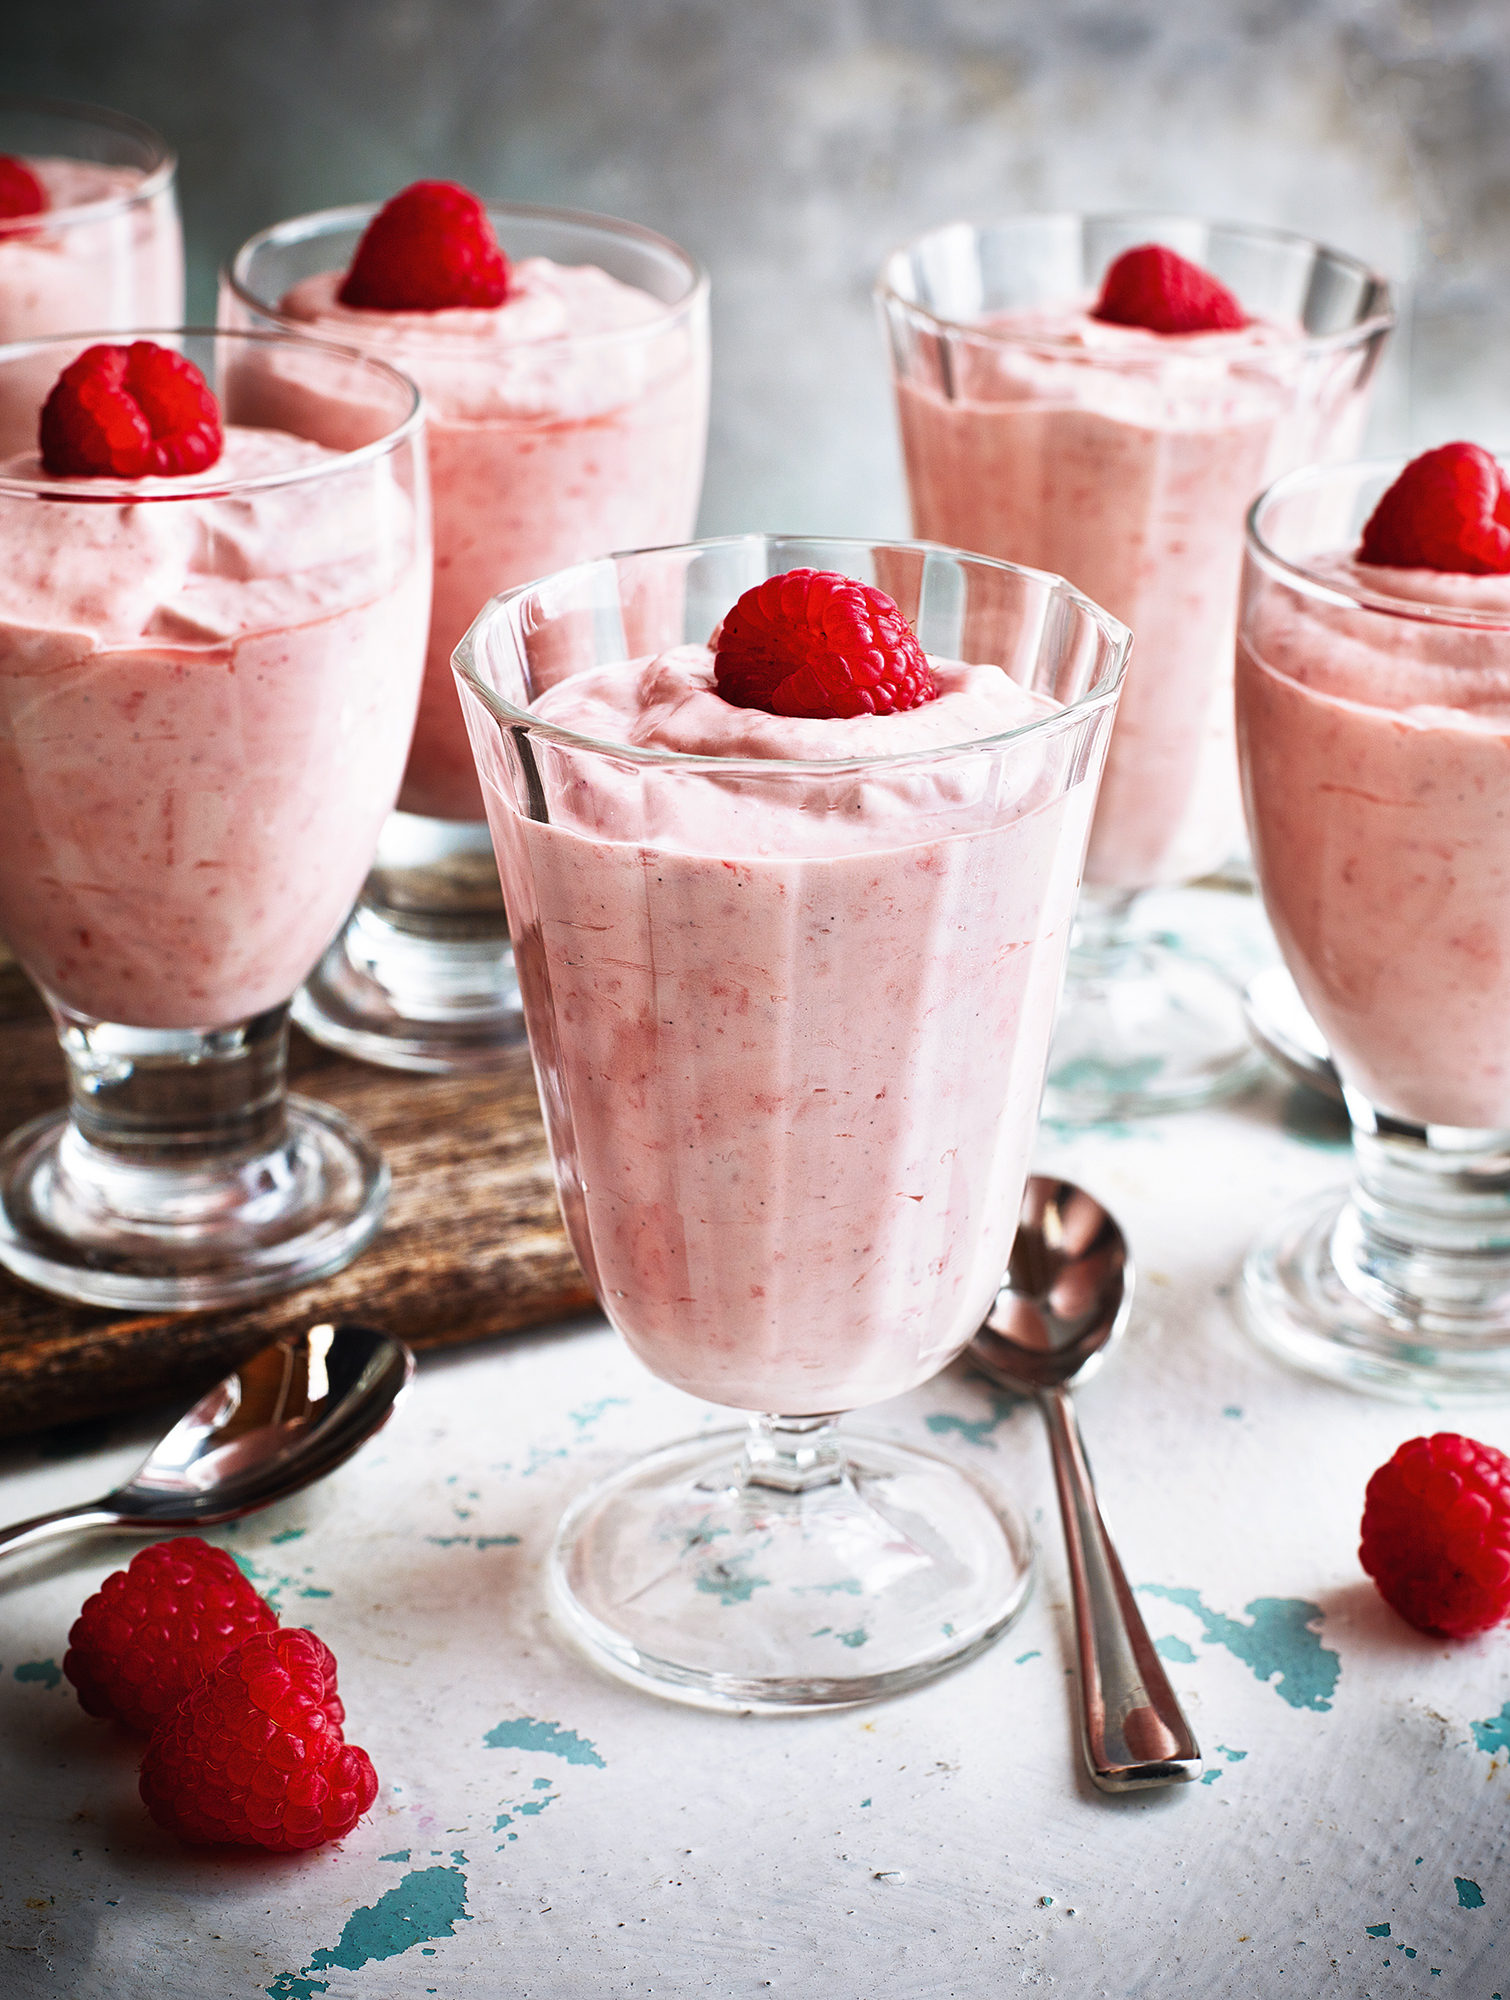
[713,569,940,720]
[140,1628,378,1851]
[64,1537,277,1734]
[1092,243,1248,336]
[1358,441,1510,575]
[0,156,47,220]
[338,180,510,312]
[1359,1432,1510,1638]
[39,341,224,479]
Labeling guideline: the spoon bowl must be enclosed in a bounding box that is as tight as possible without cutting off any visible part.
[970,1177,1201,1793]
[0,1322,413,1559]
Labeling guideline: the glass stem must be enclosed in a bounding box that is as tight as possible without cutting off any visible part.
[1069,885,1140,975]
[742,1413,846,1494]
[50,999,291,1171]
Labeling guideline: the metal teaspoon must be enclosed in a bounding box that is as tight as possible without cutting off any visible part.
[0,1322,413,1559]
[970,1177,1202,1792]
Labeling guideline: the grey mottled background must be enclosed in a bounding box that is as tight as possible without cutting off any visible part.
[12,0,1509,534]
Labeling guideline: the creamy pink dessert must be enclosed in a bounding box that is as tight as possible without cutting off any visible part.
[473,646,1094,1413]
[278,257,708,820]
[0,428,430,1028]
[0,159,184,454]
[1238,554,1510,1128]
[895,306,1372,887]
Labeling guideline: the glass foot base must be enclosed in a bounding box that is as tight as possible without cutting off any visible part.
[294,910,526,1075]
[1044,941,1263,1123]
[1240,1184,1510,1400]
[0,1093,388,1313]
[550,1427,1035,1712]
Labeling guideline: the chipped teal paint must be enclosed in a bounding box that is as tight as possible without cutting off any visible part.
[1155,1635,1196,1664]
[1051,1054,1163,1093]
[695,1565,769,1605]
[270,1528,306,1544]
[14,1659,61,1690]
[861,1798,872,1808]
[479,1535,520,1549]
[1366,1924,1391,1939]
[1139,1585,1339,1711]
[1216,1745,1247,1763]
[1200,1769,1221,1785]
[1223,1406,1243,1419]
[380,1850,410,1864]
[298,1586,332,1599]
[532,1778,551,1789]
[569,1397,630,1430]
[837,1628,869,1649]
[286,1867,471,1980]
[798,1578,863,1596]
[1015,1650,1041,1664]
[451,1850,466,1865]
[1470,1700,1510,1756]
[484,1717,605,1767]
[927,1388,1024,1448]
[1455,1877,1485,1909]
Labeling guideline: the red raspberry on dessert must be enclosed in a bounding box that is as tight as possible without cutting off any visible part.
[713,569,940,720]
[1092,243,1248,335]
[140,1627,379,1851]
[1359,1432,1510,1638]
[0,156,46,220]
[338,180,510,311]
[39,341,224,478]
[64,1537,277,1734]
[1357,441,1510,575]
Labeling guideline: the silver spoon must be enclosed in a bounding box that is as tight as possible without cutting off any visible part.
[970,1177,1202,1793]
[0,1322,413,1560]
[1241,964,1343,1103]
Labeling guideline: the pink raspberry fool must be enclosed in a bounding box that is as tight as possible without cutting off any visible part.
[713,568,939,720]
[140,1627,379,1851]
[1359,1432,1510,1638]
[64,1537,277,1734]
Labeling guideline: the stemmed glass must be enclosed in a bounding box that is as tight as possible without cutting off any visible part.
[0,97,184,455]
[454,535,1129,1709]
[0,329,430,1311]
[222,202,709,1074]
[877,214,1393,1121]
[1238,458,1510,1398]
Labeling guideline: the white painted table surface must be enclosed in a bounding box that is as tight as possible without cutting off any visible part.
[2,891,1508,2000]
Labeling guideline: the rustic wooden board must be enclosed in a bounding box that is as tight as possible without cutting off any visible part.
[0,959,593,1441]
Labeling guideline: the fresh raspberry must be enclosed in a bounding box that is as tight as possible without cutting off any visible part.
[1092,243,1248,335]
[338,180,509,311]
[39,341,224,478]
[64,1537,277,1733]
[713,569,940,720]
[140,1628,378,1851]
[0,156,47,220]
[1359,1432,1510,1638]
[1357,442,1510,575]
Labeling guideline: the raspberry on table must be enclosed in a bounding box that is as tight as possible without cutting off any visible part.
[64,1536,277,1734]
[713,569,940,720]
[1359,1432,1510,1638]
[1357,441,1510,575]
[1092,243,1248,335]
[338,179,510,312]
[39,341,224,479]
[0,156,47,220]
[140,1628,378,1851]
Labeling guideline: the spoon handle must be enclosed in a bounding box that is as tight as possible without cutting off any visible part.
[1038,1385,1202,1792]
[0,1503,122,1559]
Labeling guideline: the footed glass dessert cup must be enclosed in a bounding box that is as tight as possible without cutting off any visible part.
[1238,457,1510,1398]
[0,97,184,457]
[223,202,709,1074]
[878,213,1393,1121]
[0,329,431,1310]
[454,534,1129,1710]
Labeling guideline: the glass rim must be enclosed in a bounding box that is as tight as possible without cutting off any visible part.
[1245,455,1510,632]
[0,326,425,503]
[0,94,177,225]
[224,199,710,355]
[875,210,1395,360]
[453,533,1131,776]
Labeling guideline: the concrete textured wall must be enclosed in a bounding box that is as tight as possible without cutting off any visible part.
[11,0,1509,536]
